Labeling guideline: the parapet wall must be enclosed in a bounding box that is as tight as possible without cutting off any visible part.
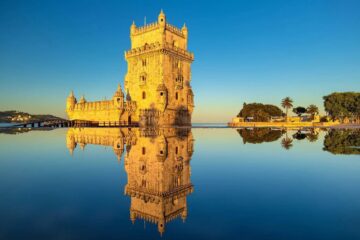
[67,100,136,122]
[125,41,194,61]
[131,21,184,37]
[228,121,340,128]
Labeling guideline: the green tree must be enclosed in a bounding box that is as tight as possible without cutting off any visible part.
[281,97,293,121]
[323,92,360,122]
[306,104,319,119]
[237,103,283,122]
[292,106,306,117]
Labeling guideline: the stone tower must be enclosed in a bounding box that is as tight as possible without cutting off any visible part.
[124,128,194,235]
[66,91,77,111]
[124,10,194,126]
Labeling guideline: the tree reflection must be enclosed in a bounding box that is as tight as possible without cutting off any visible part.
[323,129,360,155]
[281,136,293,150]
[237,128,284,144]
[293,129,319,142]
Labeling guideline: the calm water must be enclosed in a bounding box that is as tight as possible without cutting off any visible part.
[0,127,359,240]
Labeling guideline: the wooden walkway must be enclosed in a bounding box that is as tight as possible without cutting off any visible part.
[10,120,139,128]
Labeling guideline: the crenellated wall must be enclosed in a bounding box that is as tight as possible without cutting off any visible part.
[125,11,194,126]
[67,100,136,122]
[66,11,194,127]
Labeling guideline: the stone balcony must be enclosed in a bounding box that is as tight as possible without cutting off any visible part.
[125,42,194,61]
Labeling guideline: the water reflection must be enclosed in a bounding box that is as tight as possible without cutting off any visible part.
[323,129,360,155]
[66,127,194,235]
[237,128,283,144]
[237,127,359,154]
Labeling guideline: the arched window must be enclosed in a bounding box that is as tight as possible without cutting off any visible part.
[142,147,146,155]
[142,91,146,99]
[142,59,147,67]
[175,92,178,100]
[139,73,147,85]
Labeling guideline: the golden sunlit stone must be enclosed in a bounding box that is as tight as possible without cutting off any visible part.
[66,10,194,127]
[66,127,194,234]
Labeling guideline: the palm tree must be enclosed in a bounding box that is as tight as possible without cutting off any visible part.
[281,130,293,150]
[281,97,293,121]
[307,104,319,120]
[281,137,293,150]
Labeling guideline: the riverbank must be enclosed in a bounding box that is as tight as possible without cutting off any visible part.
[227,121,353,128]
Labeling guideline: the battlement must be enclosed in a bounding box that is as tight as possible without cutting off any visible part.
[125,41,194,61]
[131,21,185,38]
[132,21,159,35]
[70,100,136,112]
[73,100,117,111]
[165,23,184,37]
[66,11,193,127]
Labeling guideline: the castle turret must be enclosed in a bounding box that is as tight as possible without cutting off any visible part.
[113,137,124,161]
[79,95,86,104]
[124,11,194,126]
[66,90,77,111]
[181,207,188,223]
[130,210,136,224]
[126,89,132,101]
[130,21,136,35]
[66,133,76,155]
[182,23,188,50]
[158,9,166,27]
[113,84,125,109]
[158,219,165,236]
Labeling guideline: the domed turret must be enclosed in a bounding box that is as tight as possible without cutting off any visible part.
[114,84,125,109]
[158,219,165,236]
[79,95,86,104]
[181,207,188,223]
[66,90,77,110]
[113,138,124,161]
[158,9,166,26]
[182,23,188,49]
[181,23,187,34]
[130,20,136,35]
[66,134,76,156]
[114,84,124,98]
[79,142,86,151]
[126,89,132,102]
[130,211,136,224]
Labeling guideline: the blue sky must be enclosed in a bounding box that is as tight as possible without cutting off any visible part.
[0,0,359,122]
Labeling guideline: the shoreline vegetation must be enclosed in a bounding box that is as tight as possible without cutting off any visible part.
[0,110,64,123]
[229,92,360,128]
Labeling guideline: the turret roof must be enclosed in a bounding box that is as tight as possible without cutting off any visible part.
[114,84,124,98]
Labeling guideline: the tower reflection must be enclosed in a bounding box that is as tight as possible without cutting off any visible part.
[66,127,194,235]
